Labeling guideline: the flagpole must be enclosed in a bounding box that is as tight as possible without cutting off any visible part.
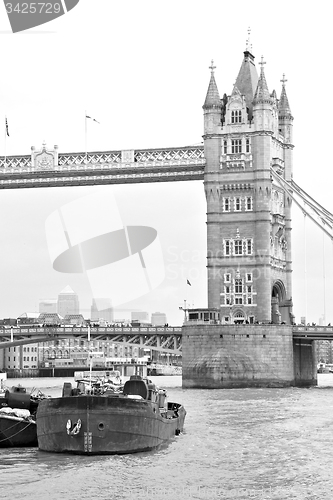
[4,116,7,167]
[85,111,87,163]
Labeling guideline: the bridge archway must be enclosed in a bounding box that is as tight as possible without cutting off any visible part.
[271,280,287,324]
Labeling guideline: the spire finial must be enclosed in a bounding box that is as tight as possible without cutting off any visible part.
[280,73,287,86]
[209,60,216,74]
[246,27,252,52]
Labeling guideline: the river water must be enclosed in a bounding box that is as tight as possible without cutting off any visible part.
[1,375,333,499]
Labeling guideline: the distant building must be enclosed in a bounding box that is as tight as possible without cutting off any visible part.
[63,314,86,326]
[151,312,167,326]
[39,299,57,314]
[4,344,39,370]
[38,313,63,325]
[58,285,79,317]
[131,311,149,324]
[316,340,333,364]
[91,298,113,323]
[17,312,40,325]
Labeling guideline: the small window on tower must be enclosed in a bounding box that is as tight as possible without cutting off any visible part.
[235,279,243,293]
[223,140,227,154]
[231,139,242,153]
[225,240,231,256]
[246,197,253,211]
[234,240,243,255]
[246,138,250,153]
[224,197,230,212]
[246,239,253,255]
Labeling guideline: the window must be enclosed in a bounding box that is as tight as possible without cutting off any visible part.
[246,197,253,211]
[225,240,231,256]
[223,238,253,257]
[247,297,252,305]
[246,138,250,153]
[247,285,252,294]
[235,279,243,294]
[246,273,253,282]
[223,197,230,212]
[223,140,227,154]
[231,139,242,153]
[224,273,231,282]
[231,110,242,123]
[234,240,243,255]
[225,285,231,294]
[234,197,241,211]
[247,239,253,255]
[235,297,243,304]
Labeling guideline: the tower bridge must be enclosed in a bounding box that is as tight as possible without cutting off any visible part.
[0,145,205,188]
[1,43,333,388]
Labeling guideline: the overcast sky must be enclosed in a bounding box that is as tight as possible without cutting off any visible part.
[0,0,332,325]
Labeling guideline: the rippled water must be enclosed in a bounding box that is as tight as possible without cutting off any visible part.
[2,375,333,499]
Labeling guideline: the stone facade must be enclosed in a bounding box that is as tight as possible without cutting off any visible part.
[182,324,294,388]
[182,324,317,388]
[181,48,317,389]
[203,52,294,325]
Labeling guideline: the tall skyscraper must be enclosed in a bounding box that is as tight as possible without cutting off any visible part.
[57,285,79,318]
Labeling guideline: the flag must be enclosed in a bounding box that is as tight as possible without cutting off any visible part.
[86,115,100,124]
[5,117,9,137]
[187,279,191,286]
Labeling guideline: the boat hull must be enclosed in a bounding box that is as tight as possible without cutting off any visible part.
[37,395,186,455]
[0,415,37,447]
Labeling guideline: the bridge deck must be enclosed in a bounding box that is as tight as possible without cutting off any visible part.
[0,146,205,188]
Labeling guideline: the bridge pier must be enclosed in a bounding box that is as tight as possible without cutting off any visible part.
[293,339,317,387]
[182,324,317,388]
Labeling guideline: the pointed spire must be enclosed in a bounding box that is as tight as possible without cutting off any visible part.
[203,60,222,109]
[234,44,258,120]
[253,56,272,103]
[278,74,292,116]
[231,83,242,97]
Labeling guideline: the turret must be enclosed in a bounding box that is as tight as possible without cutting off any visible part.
[203,61,222,135]
[253,56,274,132]
[278,74,293,144]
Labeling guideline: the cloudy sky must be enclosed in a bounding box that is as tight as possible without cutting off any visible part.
[0,0,332,325]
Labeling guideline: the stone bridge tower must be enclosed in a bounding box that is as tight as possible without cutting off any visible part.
[203,48,294,325]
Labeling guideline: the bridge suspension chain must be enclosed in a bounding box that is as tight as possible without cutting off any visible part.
[271,169,333,240]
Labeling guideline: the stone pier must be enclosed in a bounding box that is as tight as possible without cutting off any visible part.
[182,324,317,388]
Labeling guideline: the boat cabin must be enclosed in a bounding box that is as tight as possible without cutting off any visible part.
[123,375,167,408]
